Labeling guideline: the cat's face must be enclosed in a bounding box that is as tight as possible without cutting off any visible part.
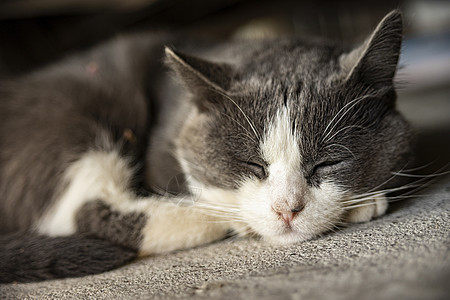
[169,10,411,244]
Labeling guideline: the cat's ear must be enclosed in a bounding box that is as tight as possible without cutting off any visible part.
[340,10,403,87]
[165,47,235,110]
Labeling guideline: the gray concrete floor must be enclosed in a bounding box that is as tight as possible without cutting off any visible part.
[1,176,448,299]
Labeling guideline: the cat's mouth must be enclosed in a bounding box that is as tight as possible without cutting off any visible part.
[277,219,295,232]
[265,229,310,245]
[256,216,320,245]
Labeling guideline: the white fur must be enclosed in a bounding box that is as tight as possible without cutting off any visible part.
[345,194,388,223]
[260,109,306,214]
[260,108,301,168]
[138,199,231,255]
[233,108,347,244]
[36,150,133,236]
[131,185,243,255]
[37,150,235,255]
[36,109,386,252]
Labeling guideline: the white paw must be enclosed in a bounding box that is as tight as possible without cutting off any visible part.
[345,194,388,223]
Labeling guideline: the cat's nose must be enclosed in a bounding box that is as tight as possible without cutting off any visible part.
[273,204,305,226]
[279,211,297,225]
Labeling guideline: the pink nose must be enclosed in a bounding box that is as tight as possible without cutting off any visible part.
[273,205,304,227]
[278,211,297,226]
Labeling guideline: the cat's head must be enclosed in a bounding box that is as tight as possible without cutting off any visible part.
[166,10,412,244]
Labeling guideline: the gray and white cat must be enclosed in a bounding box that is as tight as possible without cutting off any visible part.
[0,10,411,282]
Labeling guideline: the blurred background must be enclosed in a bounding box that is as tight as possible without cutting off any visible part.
[0,0,449,174]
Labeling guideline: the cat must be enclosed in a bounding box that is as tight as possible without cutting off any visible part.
[0,10,411,282]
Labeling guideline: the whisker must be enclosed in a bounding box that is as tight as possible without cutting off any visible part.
[322,93,377,142]
[362,161,416,194]
[343,193,424,207]
[362,163,449,196]
[390,170,450,178]
[324,143,356,158]
[396,160,441,173]
[324,124,367,143]
[211,88,261,141]
[219,112,258,144]
[205,218,246,224]
[387,175,445,199]
[343,202,378,210]
[342,194,384,204]
[343,170,447,209]
[196,207,241,215]
[192,201,240,210]
[347,180,437,200]
[386,194,434,202]
[195,200,241,209]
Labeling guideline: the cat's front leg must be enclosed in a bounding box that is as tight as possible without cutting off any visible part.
[344,194,388,223]
[37,150,231,255]
[136,199,232,255]
[76,198,232,255]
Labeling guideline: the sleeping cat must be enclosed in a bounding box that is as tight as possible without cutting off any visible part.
[0,10,411,282]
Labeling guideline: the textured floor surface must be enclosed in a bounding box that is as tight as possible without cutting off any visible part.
[1,176,449,299]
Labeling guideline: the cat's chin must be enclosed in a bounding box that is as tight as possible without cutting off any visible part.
[263,231,315,246]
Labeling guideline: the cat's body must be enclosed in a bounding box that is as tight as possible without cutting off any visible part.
[0,11,411,282]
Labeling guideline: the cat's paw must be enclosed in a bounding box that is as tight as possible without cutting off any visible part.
[76,199,147,249]
[345,194,388,223]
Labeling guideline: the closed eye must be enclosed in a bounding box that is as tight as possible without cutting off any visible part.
[241,160,267,180]
[312,160,344,176]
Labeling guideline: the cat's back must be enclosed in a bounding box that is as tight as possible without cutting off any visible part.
[0,33,168,233]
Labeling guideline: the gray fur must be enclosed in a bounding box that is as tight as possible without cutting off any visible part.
[0,35,166,233]
[169,10,410,193]
[0,233,136,283]
[0,10,411,281]
[76,200,147,250]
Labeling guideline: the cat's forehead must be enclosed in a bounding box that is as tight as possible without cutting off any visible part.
[235,73,338,120]
[207,41,372,146]
[234,46,344,108]
[237,40,342,82]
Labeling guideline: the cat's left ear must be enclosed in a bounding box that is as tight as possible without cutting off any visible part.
[340,10,403,87]
[165,47,236,110]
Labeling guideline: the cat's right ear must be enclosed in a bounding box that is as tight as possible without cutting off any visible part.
[164,47,236,111]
